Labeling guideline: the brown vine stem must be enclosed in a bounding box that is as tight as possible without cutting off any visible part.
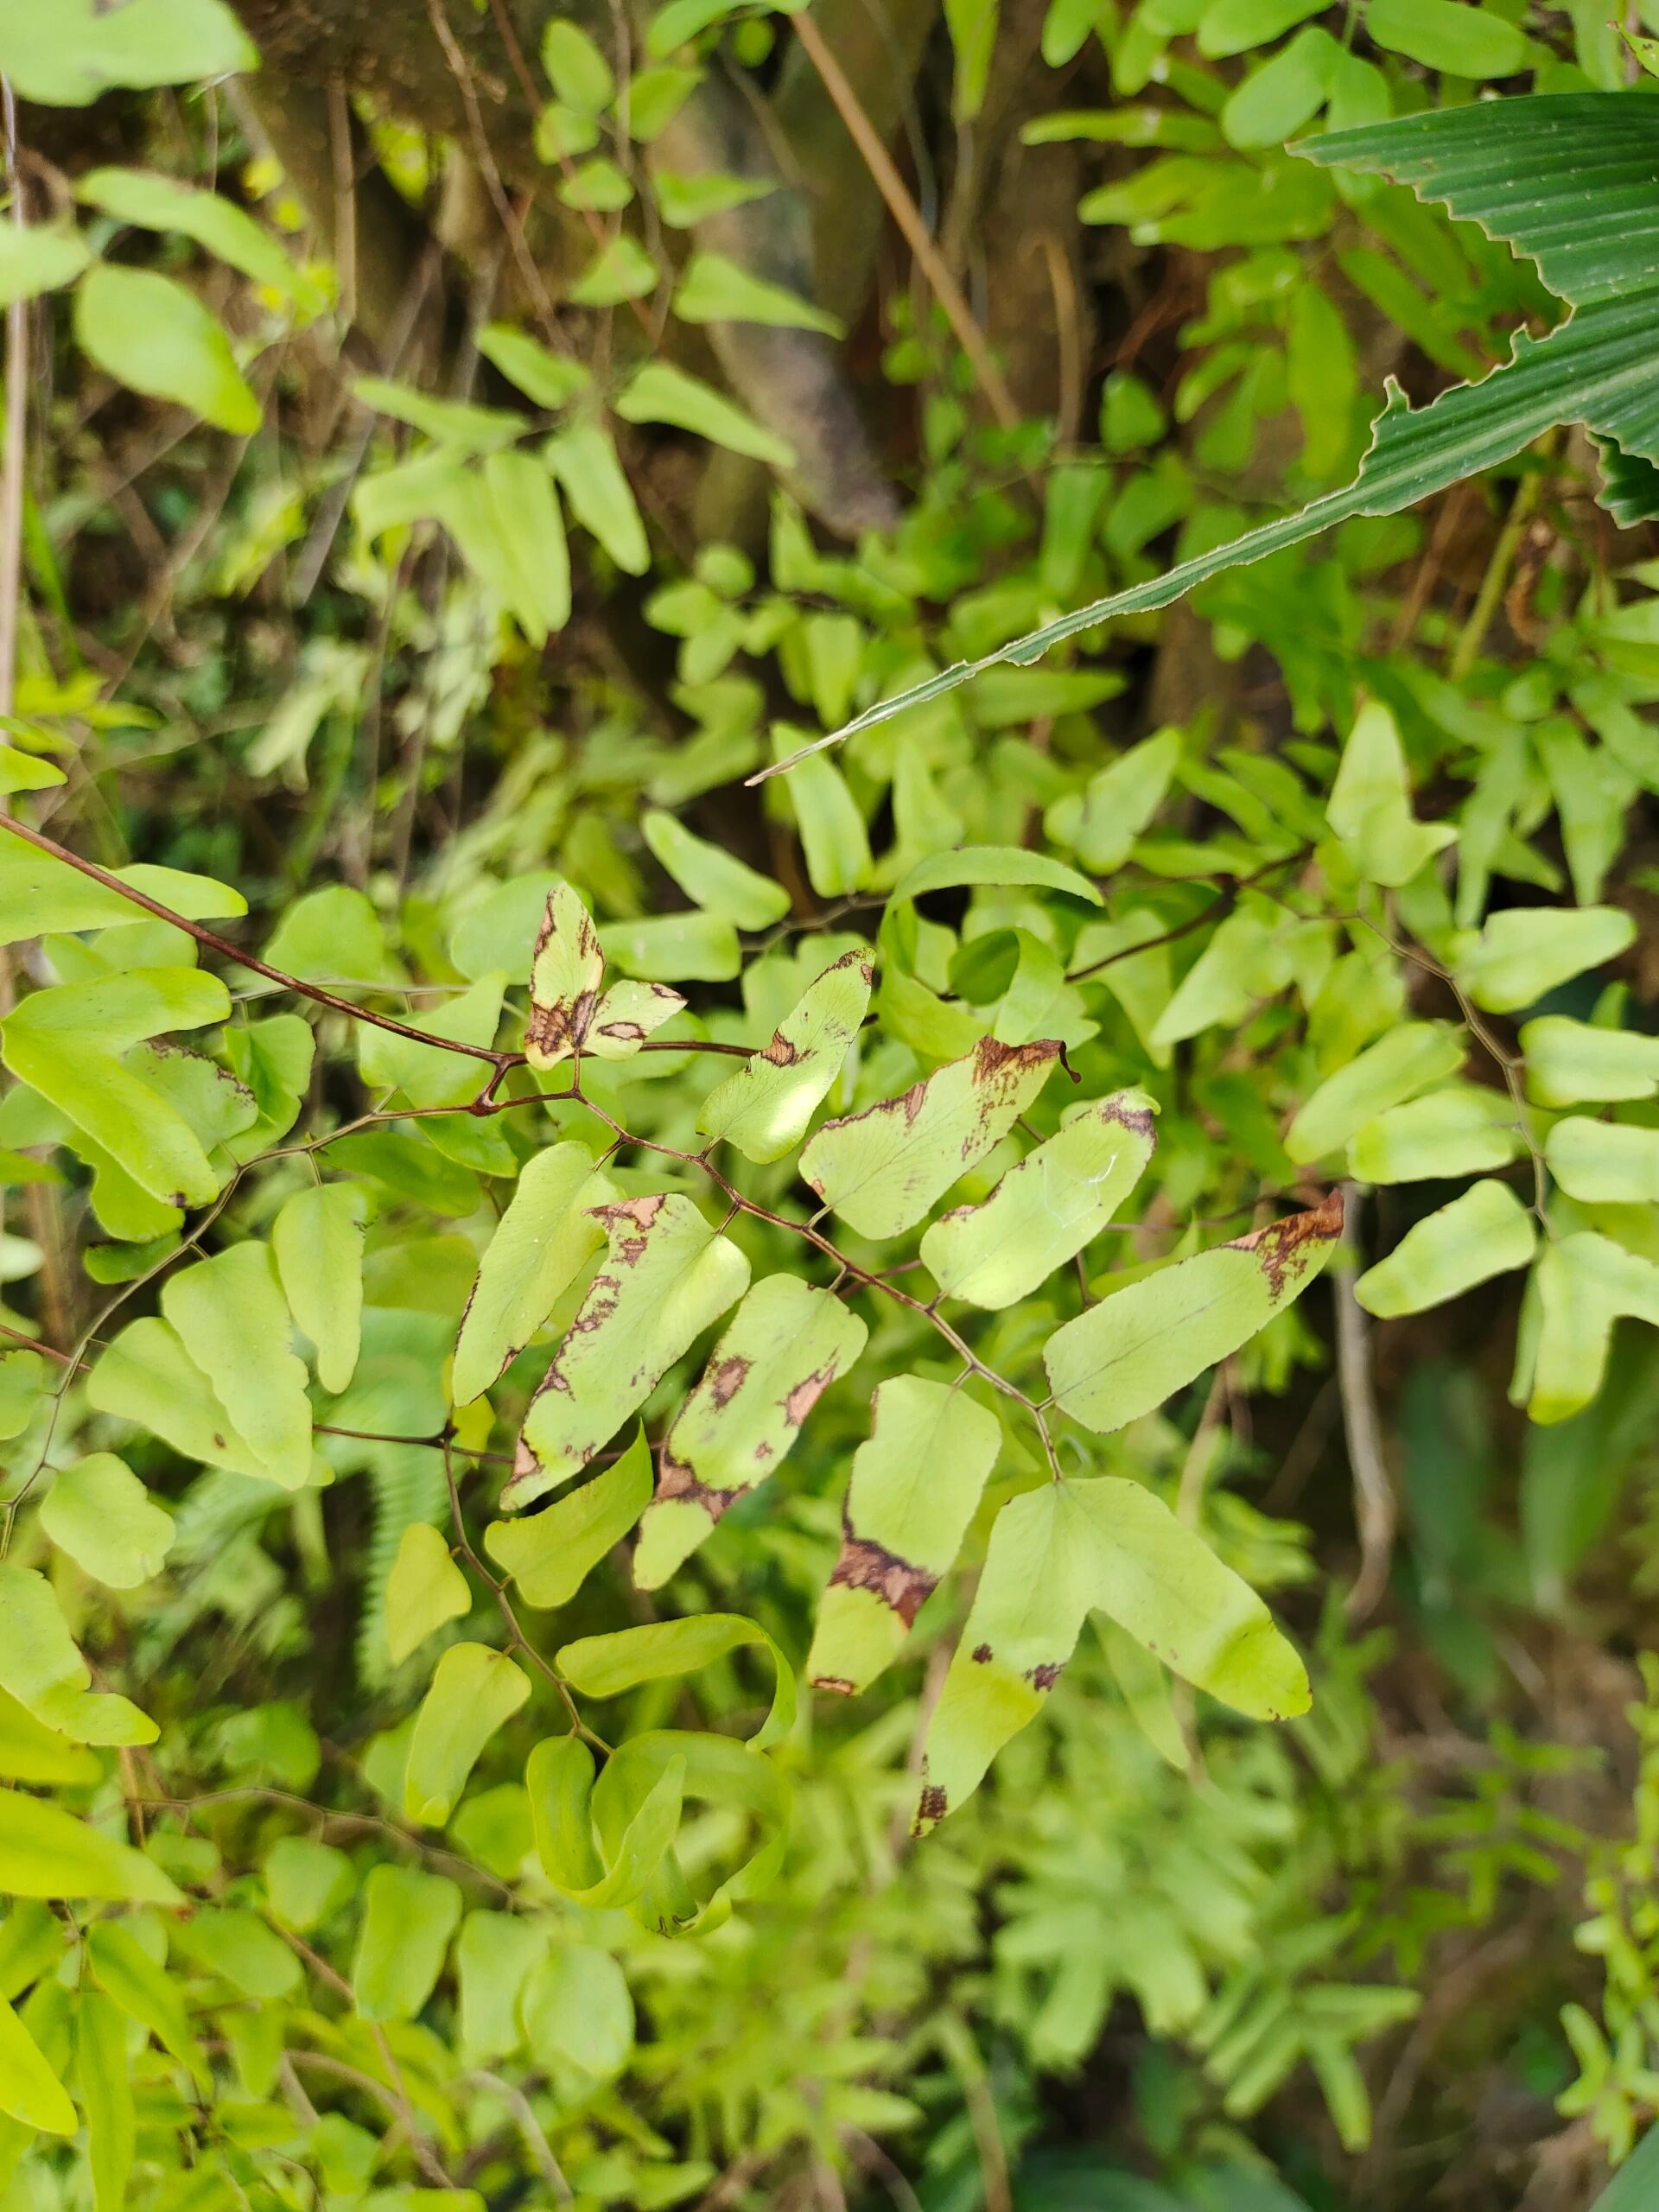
[788,11,1022,438]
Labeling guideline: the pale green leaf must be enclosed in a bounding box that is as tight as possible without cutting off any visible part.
[921,1090,1157,1309]
[1347,1084,1521,1183]
[0,1993,74,2134]
[891,845,1103,907]
[614,360,795,469]
[801,1036,1062,1240]
[0,0,257,103]
[543,421,650,575]
[86,1315,270,1482]
[557,1611,795,1748]
[508,1195,751,1508]
[1043,728,1181,873]
[768,727,872,897]
[1546,1116,1659,1204]
[1046,1193,1344,1432]
[456,1910,548,2063]
[477,323,591,410]
[77,1990,136,2209]
[486,1427,653,1608]
[264,1837,353,1931]
[672,251,842,337]
[351,1866,461,2021]
[79,168,323,311]
[0,224,89,308]
[162,1243,313,1491]
[273,1183,364,1395]
[633,1276,868,1588]
[86,1922,205,2080]
[1357,1178,1536,1318]
[38,1453,174,1589]
[602,912,739,982]
[1326,700,1458,887]
[1522,1014,1659,1107]
[522,1944,633,2079]
[452,1141,616,1405]
[352,376,524,452]
[0,1794,181,1904]
[75,264,258,433]
[0,1563,156,1746]
[807,1377,1001,1696]
[1453,906,1637,1014]
[696,945,874,1164]
[641,810,791,930]
[404,1644,530,1827]
[1518,1231,1659,1425]
[542,19,615,111]
[1285,1021,1466,1164]
[0,1688,100,1786]
[385,1522,471,1668]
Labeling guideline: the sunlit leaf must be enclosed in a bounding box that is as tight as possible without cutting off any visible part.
[1356,1178,1536,1318]
[697,945,874,1164]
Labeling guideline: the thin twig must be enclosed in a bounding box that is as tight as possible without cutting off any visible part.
[1336,1184,1394,1622]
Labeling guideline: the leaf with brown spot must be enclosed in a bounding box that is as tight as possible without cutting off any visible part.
[525,881,605,1071]
[920,1090,1158,1311]
[506,1194,749,1510]
[807,1376,1001,1696]
[633,1275,867,1590]
[1044,1192,1342,1436]
[451,1141,618,1407]
[800,1034,1062,1241]
[696,944,874,1166]
[914,1478,1308,1834]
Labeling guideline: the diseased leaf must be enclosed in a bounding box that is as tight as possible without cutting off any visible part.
[351,1866,462,2021]
[921,1090,1156,1309]
[404,1644,530,1826]
[807,1376,1001,1695]
[451,1143,616,1406]
[507,1195,751,1508]
[1356,1179,1536,1318]
[162,1243,313,1491]
[39,1453,174,1589]
[633,1276,868,1589]
[914,1477,1308,1832]
[486,1427,653,1608]
[524,882,604,1070]
[385,1522,471,1667]
[801,1035,1063,1240]
[273,1183,364,1395]
[1045,1193,1344,1433]
[696,945,874,1164]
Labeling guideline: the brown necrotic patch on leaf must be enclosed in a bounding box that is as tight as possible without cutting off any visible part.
[1026,1662,1063,1692]
[914,1783,949,1829]
[653,1448,734,1518]
[708,1355,751,1408]
[783,1362,836,1427]
[1100,1094,1158,1140]
[1232,1186,1344,1298]
[828,1533,936,1626]
[971,1642,992,1663]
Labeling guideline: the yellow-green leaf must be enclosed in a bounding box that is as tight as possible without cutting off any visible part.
[1356,1178,1536,1319]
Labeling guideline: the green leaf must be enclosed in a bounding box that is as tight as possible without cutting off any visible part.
[86,1922,206,2082]
[481,450,571,642]
[404,1644,530,1826]
[351,1866,462,2021]
[1518,1231,1659,1425]
[1356,1178,1536,1318]
[654,169,778,227]
[1521,1014,1659,1107]
[0,223,89,308]
[1223,27,1339,152]
[602,913,737,986]
[1044,728,1181,873]
[0,1992,74,2134]
[915,1476,1308,1832]
[921,1090,1157,1309]
[486,1427,653,1607]
[633,1276,868,1588]
[0,0,257,103]
[543,421,651,575]
[0,1689,100,1786]
[0,1793,181,1904]
[1453,906,1636,1014]
[806,1376,1001,1696]
[0,849,245,941]
[890,845,1103,907]
[352,376,524,452]
[521,1943,633,2079]
[452,1142,615,1405]
[696,945,874,1164]
[508,1195,751,1508]
[0,1564,156,1746]
[2,967,232,1206]
[780,97,1659,759]
[162,1243,313,1491]
[168,1905,301,1999]
[542,19,616,111]
[768,729,872,897]
[1325,700,1458,887]
[273,1183,364,1395]
[77,1990,136,2209]
[641,810,791,930]
[527,1732,683,1910]
[1285,1021,1466,1164]
[1198,0,1329,59]
[1046,1193,1344,1433]
[86,1315,270,1481]
[1347,1084,1521,1184]
[569,235,659,308]
[75,264,258,433]
[79,168,323,311]
[385,1522,471,1668]
[1588,2115,1659,2210]
[264,1836,353,1931]
[802,1035,1062,1240]
[557,1611,796,1748]
[39,1453,174,1589]
[0,1350,46,1444]
[477,323,591,410]
[672,251,842,337]
[456,1910,547,2063]
[614,360,795,469]
[1546,1116,1659,1204]
[622,62,702,140]
[1363,0,1529,75]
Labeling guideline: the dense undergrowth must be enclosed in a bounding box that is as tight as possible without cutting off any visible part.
[2,2,1659,2209]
